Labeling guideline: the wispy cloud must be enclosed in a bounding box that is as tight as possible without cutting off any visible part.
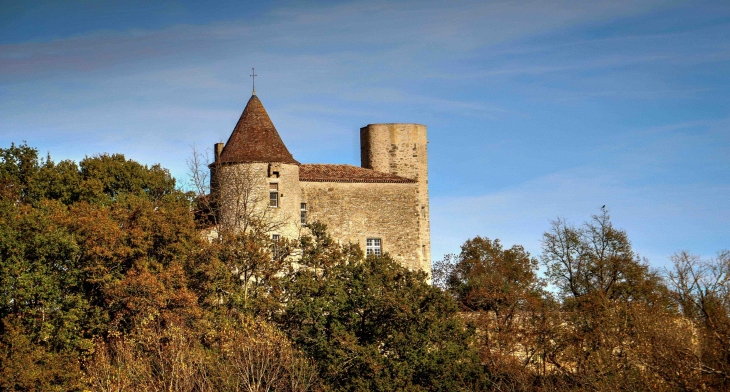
[0,0,685,79]
[432,166,730,267]
[0,0,727,271]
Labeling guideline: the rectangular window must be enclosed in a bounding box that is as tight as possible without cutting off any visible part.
[366,238,382,256]
[300,203,307,224]
[269,183,279,207]
[271,234,280,258]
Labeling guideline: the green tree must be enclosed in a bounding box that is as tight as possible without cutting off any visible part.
[277,223,487,391]
[0,144,202,389]
[0,142,41,203]
[77,153,176,203]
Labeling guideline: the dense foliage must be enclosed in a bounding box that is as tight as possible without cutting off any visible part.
[1,143,728,391]
[0,143,485,391]
[437,210,730,391]
[278,223,487,391]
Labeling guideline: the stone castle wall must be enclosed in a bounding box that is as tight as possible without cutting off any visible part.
[360,124,431,275]
[268,162,302,239]
[300,181,422,271]
[212,120,431,278]
[215,162,302,239]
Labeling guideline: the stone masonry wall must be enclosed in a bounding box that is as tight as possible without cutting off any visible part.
[300,181,421,270]
[360,124,430,276]
[216,162,301,239]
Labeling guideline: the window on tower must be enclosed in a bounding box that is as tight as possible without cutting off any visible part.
[269,183,279,207]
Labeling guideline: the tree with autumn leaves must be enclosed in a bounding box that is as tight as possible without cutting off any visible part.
[2,142,728,391]
[0,143,486,391]
[438,209,729,391]
[0,143,202,390]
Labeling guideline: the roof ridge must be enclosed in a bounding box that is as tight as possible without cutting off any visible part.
[299,163,416,183]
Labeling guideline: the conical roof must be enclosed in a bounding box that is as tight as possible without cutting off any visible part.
[218,94,298,164]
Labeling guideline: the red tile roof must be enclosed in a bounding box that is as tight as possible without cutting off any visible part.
[299,164,416,183]
[219,94,298,164]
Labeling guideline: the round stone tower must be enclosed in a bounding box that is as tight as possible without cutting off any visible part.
[211,93,300,238]
[360,123,431,275]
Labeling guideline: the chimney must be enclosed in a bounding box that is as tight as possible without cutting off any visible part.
[214,143,224,162]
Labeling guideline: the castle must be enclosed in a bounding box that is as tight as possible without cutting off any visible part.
[210,92,431,275]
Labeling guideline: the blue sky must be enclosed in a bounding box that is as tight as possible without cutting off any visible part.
[1,0,728,268]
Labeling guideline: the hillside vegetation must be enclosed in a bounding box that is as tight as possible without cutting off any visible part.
[0,143,727,391]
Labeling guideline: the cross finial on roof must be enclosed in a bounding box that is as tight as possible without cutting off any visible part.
[250,67,257,95]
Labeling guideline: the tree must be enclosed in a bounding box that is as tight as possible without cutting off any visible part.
[0,144,202,389]
[0,142,41,203]
[276,223,488,391]
[542,208,664,303]
[444,236,543,313]
[540,208,678,390]
[667,250,730,389]
[437,237,556,391]
[0,143,322,390]
[192,230,294,317]
[85,314,319,392]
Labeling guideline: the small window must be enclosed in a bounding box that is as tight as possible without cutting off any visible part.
[269,183,279,207]
[271,234,280,258]
[300,203,307,224]
[366,238,382,256]
[422,245,426,258]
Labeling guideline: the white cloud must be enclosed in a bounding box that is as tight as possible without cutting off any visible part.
[431,164,729,268]
[0,0,684,80]
[1,0,727,275]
